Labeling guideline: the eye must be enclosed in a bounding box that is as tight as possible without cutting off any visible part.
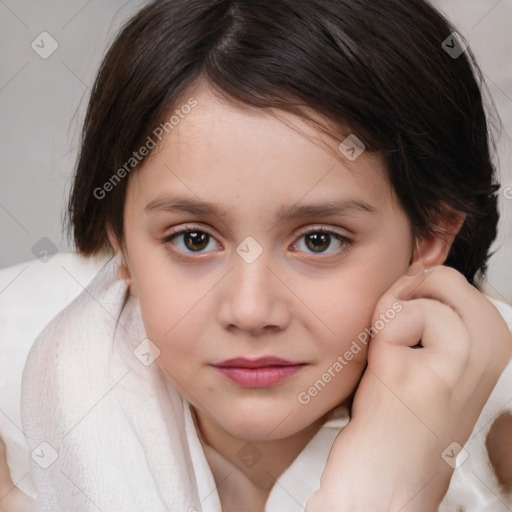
[291,227,351,257]
[162,225,352,260]
[163,225,220,255]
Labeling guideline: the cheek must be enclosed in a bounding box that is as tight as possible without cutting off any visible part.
[299,266,390,348]
[133,266,227,384]
[130,249,214,337]
[139,291,203,394]
[137,286,203,356]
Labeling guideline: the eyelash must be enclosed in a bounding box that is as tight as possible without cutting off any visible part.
[161,224,353,261]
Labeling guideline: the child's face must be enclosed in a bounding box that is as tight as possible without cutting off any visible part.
[120,86,415,440]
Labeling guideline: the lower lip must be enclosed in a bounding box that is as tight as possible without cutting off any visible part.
[214,365,304,388]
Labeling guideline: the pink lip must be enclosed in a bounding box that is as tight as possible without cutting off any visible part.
[212,357,306,388]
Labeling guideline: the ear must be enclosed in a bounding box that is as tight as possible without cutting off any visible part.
[410,207,466,269]
[106,225,133,290]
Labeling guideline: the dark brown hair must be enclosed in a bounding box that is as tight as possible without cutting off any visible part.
[67,0,501,287]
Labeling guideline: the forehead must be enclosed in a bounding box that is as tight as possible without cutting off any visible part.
[127,87,397,217]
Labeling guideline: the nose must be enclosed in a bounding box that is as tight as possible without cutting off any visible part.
[217,250,291,336]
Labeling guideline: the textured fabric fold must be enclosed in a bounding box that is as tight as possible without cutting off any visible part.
[20,257,201,512]
[19,255,512,511]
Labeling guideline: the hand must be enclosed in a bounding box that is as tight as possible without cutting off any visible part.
[306,262,512,512]
[0,436,37,512]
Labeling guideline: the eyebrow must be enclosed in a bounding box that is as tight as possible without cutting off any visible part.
[144,194,377,220]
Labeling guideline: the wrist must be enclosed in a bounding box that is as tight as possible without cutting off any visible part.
[311,416,454,512]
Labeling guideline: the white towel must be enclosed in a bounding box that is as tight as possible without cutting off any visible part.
[19,256,512,511]
[20,257,201,512]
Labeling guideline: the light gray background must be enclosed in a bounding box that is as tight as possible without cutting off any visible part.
[1,0,511,302]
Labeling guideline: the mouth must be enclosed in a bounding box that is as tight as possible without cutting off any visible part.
[211,357,307,388]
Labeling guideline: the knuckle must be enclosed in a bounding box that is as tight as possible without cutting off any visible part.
[432,265,468,287]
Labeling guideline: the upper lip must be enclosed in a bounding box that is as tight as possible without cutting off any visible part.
[213,357,304,368]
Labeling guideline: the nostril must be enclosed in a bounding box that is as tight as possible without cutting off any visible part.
[252,325,282,337]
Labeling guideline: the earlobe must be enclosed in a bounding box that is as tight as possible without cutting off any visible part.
[114,252,133,288]
[410,210,466,269]
[106,225,135,293]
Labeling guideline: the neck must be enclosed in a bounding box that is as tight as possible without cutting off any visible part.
[191,405,328,493]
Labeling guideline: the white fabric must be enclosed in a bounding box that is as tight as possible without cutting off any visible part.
[0,252,109,497]
[20,256,201,512]
[182,395,349,512]
[183,368,512,512]
[0,254,510,511]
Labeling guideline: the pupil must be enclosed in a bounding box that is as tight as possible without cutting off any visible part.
[184,231,209,251]
[306,233,330,252]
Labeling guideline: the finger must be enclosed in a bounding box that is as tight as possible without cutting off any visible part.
[368,265,472,372]
[372,298,467,350]
[401,266,510,365]
[395,265,474,319]
[370,261,431,326]
[368,261,437,348]
[368,299,469,378]
[393,264,496,334]
[378,263,510,365]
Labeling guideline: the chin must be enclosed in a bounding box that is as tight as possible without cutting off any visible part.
[218,403,317,441]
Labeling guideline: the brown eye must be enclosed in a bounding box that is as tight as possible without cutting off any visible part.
[164,227,219,255]
[293,229,350,256]
[182,231,209,252]
[305,232,332,253]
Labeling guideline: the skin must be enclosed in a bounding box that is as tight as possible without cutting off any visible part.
[1,84,510,512]
[486,412,512,492]
[0,437,36,512]
[109,84,471,510]
[307,262,512,511]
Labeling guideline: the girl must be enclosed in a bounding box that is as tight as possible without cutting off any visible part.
[1,0,512,510]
